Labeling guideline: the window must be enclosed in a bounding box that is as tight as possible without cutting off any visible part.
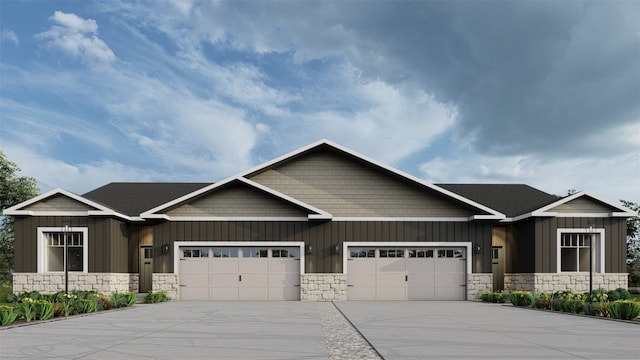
[272,248,299,258]
[183,248,209,258]
[242,248,268,258]
[38,227,88,273]
[350,248,375,258]
[408,249,434,258]
[558,229,603,273]
[379,249,404,258]
[213,248,238,258]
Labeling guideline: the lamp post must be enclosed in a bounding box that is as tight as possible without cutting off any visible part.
[63,223,70,294]
[588,225,593,303]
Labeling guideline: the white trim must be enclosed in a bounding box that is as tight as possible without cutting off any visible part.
[556,228,605,274]
[4,188,132,221]
[141,140,506,220]
[533,191,636,218]
[342,241,472,275]
[150,216,311,222]
[333,217,471,222]
[141,177,332,220]
[173,241,306,276]
[37,227,89,273]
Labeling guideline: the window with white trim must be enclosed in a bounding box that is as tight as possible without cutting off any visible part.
[38,227,89,273]
[558,230,603,273]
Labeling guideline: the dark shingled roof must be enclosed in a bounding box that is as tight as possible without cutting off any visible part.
[436,184,560,218]
[83,182,212,216]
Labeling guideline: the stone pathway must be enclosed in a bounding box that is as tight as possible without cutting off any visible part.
[319,302,383,360]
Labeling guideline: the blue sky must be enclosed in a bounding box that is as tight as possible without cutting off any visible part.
[1,0,638,204]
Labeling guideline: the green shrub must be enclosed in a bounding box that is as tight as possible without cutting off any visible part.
[0,283,13,303]
[533,292,552,310]
[144,291,169,304]
[111,291,136,308]
[509,291,533,307]
[560,293,586,313]
[589,289,608,303]
[97,293,113,310]
[584,302,609,317]
[16,298,38,322]
[607,289,621,301]
[76,299,98,314]
[0,305,18,326]
[608,300,640,320]
[35,300,54,320]
[550,298,563,311]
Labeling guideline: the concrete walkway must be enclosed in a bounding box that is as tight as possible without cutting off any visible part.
[1,301,638,359]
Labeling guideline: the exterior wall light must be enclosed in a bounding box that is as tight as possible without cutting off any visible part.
[332,244,340,255]
[306,244,313,255]
[475,243,481,254]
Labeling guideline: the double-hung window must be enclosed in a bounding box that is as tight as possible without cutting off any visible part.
[557,229,604,273]
[37,227,88,273]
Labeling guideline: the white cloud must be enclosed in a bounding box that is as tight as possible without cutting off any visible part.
[0,29,19,45]
[36,11,115,65]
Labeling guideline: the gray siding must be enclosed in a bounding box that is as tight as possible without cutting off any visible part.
[550,197,615,213]
[533,217,627,273]
[152,220,492,274]
[249,151,479,218]
[165,184,309,217]
[24,195,96,212]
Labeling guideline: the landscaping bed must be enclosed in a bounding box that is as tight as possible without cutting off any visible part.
[0,289,169,328]
[480,288,640,322]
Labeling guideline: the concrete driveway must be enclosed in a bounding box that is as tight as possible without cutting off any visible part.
[0,301,638,359]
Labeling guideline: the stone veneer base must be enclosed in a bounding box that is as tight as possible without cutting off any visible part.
[301,273,347,301]
[467,273,493,301]
[152,273,179,301]
[504,273,628,293]
[12,273,139,294]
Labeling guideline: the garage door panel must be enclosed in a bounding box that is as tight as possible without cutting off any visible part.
[240,260,268,273]
[376,287,405,300]
[212,287,239,300]
[242,272,269,284]
[408,285,435,300]
[348,259,376,272]
[181,286,209,301]
[348,272,376,287]
[212,273,239,285]
[435,260,465,272]
[378,259,406,272]
[270,260,299,272]
[436,272,465,286]
[348,286,376,300]
[270,286,300,301]
[406,259,435,272]
[239,286,269,300]
[212,260,239,273]
[436,286,466,300]
[269,272,299,286]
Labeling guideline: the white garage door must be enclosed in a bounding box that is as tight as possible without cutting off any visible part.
[179,246,301,300]
[347,247,467,300]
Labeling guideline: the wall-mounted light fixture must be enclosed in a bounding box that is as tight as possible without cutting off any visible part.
[162,243,170,255]
[332,244,340,255]
[306,244,313,255]
[475,243,481,254]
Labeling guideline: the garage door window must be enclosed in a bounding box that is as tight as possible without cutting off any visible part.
[242,248,268,258]
[438,249,464,258]
[380,249,404,258]
[409,249,434,258]
[213,248,239,258]
[350,248,375,258]
[272,248,299,258]
[183,248,209,258]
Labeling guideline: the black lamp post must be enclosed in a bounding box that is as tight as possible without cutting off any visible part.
[588,225,593,303]
[63,223,70,294]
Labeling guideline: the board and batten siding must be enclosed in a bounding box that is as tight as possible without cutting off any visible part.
[12,216,131,273]
[152,220,492,274]
[533,217,627,273]
[165,183,309,217]
[248,151,481,218]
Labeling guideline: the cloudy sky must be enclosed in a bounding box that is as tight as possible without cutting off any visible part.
[1,0,638,204]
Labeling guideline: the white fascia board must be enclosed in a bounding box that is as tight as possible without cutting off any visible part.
[3,188,131,221]
[140,176,334,220]
[531,191,636,217]
[237,139,506,219]
[238,177,333,219]
[156,216,310,222]
[332,217,471,222]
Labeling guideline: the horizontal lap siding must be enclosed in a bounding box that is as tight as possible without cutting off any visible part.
[153,220,491,273]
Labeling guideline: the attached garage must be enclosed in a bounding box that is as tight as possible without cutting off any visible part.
[345,242,470,300]
[176,242,304,301]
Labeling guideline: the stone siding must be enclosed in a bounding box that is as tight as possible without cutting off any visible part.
[12,273,139,294]
[467,273,493,300]
[152,273,179,300]
[301,273,347,301]
[504,273,628,293]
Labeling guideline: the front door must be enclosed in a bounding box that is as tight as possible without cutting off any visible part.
[492,246,504,291]
[140,246,153,293]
